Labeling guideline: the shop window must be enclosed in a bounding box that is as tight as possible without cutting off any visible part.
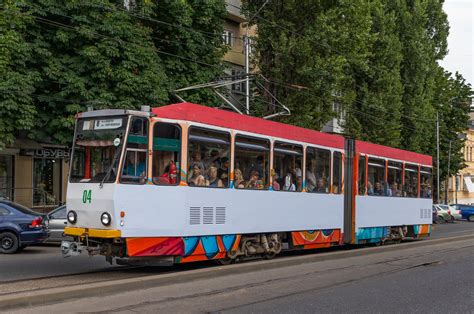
[420,167,432,199]
[0,155,13,200]
[188,127,230,188]
[358,155,367,195]
[234,135,270,190]
[33,158,61,206]
[404,164,418,198]
[152,123,181,185]
[306,147,330,193]
[121,117,148,184]
[333,152,343,194]
[273,142,303,192]
[387,161,403,197]
[367,158,386,196]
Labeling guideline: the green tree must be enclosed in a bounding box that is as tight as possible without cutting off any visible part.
[146,0,228,105]
[0,1,38,148]
[244,0,373,129]
[22,0,169,144]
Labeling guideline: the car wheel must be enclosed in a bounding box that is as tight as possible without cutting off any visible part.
[0,232,19,254]
[450,215,455,223]
[438,216,445,223]
[468,215,474,222]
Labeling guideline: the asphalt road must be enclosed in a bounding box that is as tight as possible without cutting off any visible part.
[8,233,474,313]
[0,220,472,283]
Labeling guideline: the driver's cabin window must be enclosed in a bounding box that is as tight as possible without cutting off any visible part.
[152,123,181,185]
[121,117,149,184]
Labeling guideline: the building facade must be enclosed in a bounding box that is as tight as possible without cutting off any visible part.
[0,140,68,212]
[447,112,474,204]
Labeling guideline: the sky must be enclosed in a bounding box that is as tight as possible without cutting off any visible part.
[439,0,474,86]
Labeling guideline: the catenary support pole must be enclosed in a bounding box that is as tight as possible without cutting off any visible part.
[437,112,440,204]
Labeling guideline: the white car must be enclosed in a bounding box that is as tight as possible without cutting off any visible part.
[437,204,462,221]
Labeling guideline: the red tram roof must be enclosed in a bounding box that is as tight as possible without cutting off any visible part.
[152,103,432,166]
[152,102,345,149]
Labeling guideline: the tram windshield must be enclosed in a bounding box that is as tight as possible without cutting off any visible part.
[70,116,128,183]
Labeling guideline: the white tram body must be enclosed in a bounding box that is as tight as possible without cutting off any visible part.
[63,103,432,264]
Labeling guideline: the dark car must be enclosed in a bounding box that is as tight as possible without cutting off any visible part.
[0,200,49,254]
[450,204,474,222]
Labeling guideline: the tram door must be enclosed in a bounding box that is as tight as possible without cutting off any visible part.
[343,138,356,244]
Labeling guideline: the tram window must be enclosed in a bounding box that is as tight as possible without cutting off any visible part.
[152,123,181,185]
[273,142,303,192]
[387,161,402,197]
[234,135,270,190]
[121,117,149,184]
[306,147,330,193]
[367,158,386,196]
[404,164,419,198]
[333,152,343,194]
[188,127,230,188]
[420,167,432,199]
[358,155,367,195]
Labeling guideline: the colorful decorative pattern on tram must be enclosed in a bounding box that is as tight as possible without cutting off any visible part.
[355,227,390,244]
[413,224,431,236]
[291,229,341,249]
[126,234,242,262]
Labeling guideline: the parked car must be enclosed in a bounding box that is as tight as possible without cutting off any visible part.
[45,205,70,243]
[432,206,439,224]
[437,204,462,220]
[0,200,49,254]
[450,204,474,222]
[433,205,453,223]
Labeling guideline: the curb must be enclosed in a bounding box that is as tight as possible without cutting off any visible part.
[1,233,474,310]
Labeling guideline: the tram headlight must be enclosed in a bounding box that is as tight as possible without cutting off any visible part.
[67,211,77,224]
[100,212,111,226]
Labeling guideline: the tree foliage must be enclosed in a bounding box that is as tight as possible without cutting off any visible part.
[245,0,473,182]
[0,1,38,148]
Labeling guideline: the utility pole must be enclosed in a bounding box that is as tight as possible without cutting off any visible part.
[244,0,269,116]
[244,30,250,115]
[437,111,440,204]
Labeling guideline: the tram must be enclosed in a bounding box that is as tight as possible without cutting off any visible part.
[61,103,433,265]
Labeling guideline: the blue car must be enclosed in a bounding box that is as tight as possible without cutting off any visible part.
[450,204,474,222]
[0,200,49,254]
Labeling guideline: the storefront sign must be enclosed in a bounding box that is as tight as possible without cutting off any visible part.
[21,148,70,158]
[35,148,70,158]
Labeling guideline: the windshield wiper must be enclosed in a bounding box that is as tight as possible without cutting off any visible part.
[99,145,122,188]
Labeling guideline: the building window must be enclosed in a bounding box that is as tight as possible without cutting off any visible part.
[33,158,61,206]
[0,155,13,200]
[222,30,233,46]
[231,69,246,93]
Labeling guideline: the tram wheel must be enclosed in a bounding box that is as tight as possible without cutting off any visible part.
[264,252,277,260]
[217,257,234,265]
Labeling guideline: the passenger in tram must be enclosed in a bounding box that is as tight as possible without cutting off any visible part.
[218,157,230,187]
[373,181,384,196]
[390,182,402,197]
[421,183,432,198]
[234,169,245,189]
[282,172,296,191]
[191,151,206,173]
[245,169,264,189]
[249,156,264,179]
[367,181,374,195]
[305,162,317,192]
[314,178,328,193]
[123,153,146,178]
[204,149,222,169]
[271,170,281,191]
[188,162,206,186]
[206,166,224,188]
[156,160,178,185]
